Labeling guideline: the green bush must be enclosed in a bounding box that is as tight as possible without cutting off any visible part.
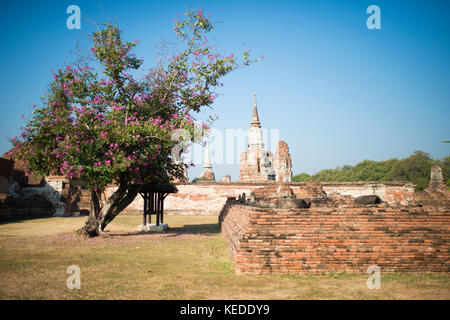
[294,151,449,191]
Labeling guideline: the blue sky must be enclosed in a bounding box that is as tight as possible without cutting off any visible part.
[1,0,449,181]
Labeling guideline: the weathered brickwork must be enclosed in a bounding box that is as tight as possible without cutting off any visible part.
[218,198,250,258]
[58,181,416,216]
[220,203,450,274]
[273,141,292,183]
[0,194,55,221]
[239,96,293,182]
[157,181,415,215]
[0,158,13,194]
[428,165,446,193]
[319,182,415,206]
[21,176,69,216]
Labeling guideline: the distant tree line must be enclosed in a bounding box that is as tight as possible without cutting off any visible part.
[293,151,450,190]
[191,176,213,183]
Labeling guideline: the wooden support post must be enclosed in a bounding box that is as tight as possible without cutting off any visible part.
[143,194,147,226]
[160,193,163,224]
[156,193,160,226]
[139,184,176,230]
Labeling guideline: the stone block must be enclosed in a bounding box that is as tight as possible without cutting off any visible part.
[137,223,168,232]
[276,198,310,209]
[354,195,381,205]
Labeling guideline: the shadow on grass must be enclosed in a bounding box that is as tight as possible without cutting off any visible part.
[165,223,220,235]
[106,223,220,237]
[0,215,57,225]
[0,215,89,226]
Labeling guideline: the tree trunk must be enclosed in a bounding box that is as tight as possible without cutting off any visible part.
[78,190,101,236]
[101,186,138,231]
[78,183,138,237]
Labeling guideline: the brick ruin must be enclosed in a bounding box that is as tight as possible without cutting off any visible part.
[414,165,450,207]
[219,182,449,274]
[0,161,429,220]
[129,180,415,216]
[214,166,448,275]
[1,146,449,275]
[0,154,70,220]
[273,141,293,183]
[239,95,293,182]
[0,148,101,219]
[428,164,447,193]
[5,94,442,221]
[1,95,448,274]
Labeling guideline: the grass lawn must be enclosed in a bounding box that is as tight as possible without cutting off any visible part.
[0,214,448,300]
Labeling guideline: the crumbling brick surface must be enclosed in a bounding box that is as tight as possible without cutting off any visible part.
[251,183,295,200]
[0,194,55,220]
[326,191,354,206]
[274,141,292,182]
[220,202,450,275]
[0,158,14,178]
[292,180,327,199]
[240,148,275,182]
[2,149,43,186]
[415,190,450,207]
[0,158,13,194]
[428,165,447,194]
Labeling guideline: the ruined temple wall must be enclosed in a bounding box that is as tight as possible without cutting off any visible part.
[119,181,415,215]
[8,178,417,218]
[21,176,68,217]
[0,158,13,194]
[319,182,415,206]
[220,203,450,275]
[121,183,267,215]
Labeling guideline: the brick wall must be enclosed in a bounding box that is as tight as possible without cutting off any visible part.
[319,182,415,206]
[22,176,68,216]
[219,203,449,274]
[0,158,13,194]
[76,181,416,216]
[161,181,414,215]
[0,194,55,221]
[218,198,249,257]
[122,183,264,215]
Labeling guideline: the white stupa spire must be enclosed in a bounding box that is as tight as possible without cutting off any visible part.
[203,139,212,169]
[200,138,215,181]
[248,94,264,149]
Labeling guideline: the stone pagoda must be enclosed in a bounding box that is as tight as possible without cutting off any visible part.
[239,95,293,182]
[200,139,215,181]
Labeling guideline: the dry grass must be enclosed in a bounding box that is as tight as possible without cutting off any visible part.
[0,214,448,300]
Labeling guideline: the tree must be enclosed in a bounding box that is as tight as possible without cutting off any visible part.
[191,176,213,183]
[437,156,450,185]
[294,150,447,191]
[10,9,255,236]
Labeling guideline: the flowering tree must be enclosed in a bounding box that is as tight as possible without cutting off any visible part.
[11,9,255,236]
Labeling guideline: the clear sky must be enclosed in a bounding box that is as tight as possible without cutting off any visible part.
[1,0,449,181]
